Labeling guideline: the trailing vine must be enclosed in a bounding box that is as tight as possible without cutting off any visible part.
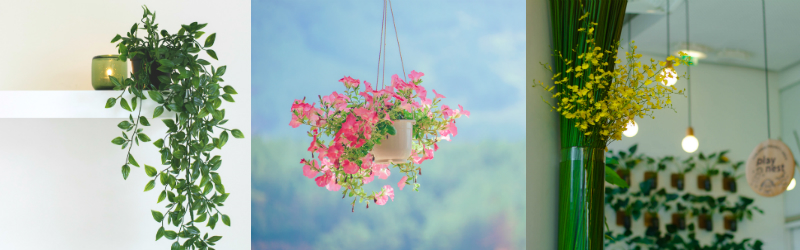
[605,145,763,250]
[105,6,243,250]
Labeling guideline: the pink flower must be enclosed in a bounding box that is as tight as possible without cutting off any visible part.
[339,76,360,88]
[408,70,424,82]
[424,147,435,161]
[374,164,391,179]
[432,89,446,99]
[448,121,458,137]
[315,171,332,187]
[289,114,302,128]
[398,176,408,190]
[326,177,341,191]
[342,159,359,174]
[363,173,375,184]
[458,104,470,118]
[391,74,408,90]
[375,185,395,205]
[308,131,319,152]
[302,159,318,179]
[442,105,455,119]
[363,80,375,93]
[327,143,344,160]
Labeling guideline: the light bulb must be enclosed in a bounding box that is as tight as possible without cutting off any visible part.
[623,120,638,137]
[106,69,113,76]
[681,127,698,153]
[660,67,678,86]
[788,178,797,191]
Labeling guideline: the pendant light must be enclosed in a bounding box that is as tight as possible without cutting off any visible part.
[623,21,639,138]
[681,0,698,153]
[660,0,678,86]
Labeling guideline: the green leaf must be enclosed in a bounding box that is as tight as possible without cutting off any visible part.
[158,190,167,203]
[216,66,227,76]
[221,214,230,226]
[157,59,175,68]
[148,91,164,103]
[140,116,151,126]
[154,139,164,148]
[117,121,132,130]
[216,131,229,149]
[151,210,164,222]
[111,34,122,43]
[128,154,139,167]
[194,213,207,222]
[197,59,211,66]
[387,125,396,135]
[186,226,200,235]
[111,137,126,145]
[231,129,245,139]
[163,119,176,129]
[214,193,229,203]
[138,133,151,142]
[207,236,222,243]
[120,98,132,112]
[221,94,235,102]
[144,180,156,192]
[145,165,158,177]
[207,49,218,60]
[156,226,165,241]
[153,106,165,118]
[222,85,237,95]
[109,76,121,87]
[105,98,117,108]
[215,183,225,194]
[171,241,182,250]
[204,33,216,47]
[121,165,131,180]
[164,230,178,240]
[131,97,138,111]
[605,166,629,188]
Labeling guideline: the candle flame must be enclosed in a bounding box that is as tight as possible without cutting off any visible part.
[106,69,113,76]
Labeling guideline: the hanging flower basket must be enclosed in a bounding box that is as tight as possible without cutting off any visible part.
[371,119,415,164]
[289,71,468,210]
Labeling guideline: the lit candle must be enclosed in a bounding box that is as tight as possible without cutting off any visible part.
[92,55,128,90]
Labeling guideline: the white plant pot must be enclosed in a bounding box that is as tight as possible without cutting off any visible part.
[371,119,415,164]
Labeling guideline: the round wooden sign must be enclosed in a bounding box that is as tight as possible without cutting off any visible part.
[746,139,795,197]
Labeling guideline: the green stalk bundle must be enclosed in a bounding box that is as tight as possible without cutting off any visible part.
[548,1,628,249]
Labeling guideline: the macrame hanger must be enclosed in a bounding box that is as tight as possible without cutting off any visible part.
[376,0,407,89]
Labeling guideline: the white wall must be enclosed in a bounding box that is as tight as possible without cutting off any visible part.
[0,1,251,249]
[0,0,250,91]
[526,0,561,249]
[606,54,784,249]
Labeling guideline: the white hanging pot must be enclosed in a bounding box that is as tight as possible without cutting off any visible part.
[371,119,415,164]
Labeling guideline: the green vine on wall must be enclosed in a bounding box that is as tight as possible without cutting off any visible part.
[604,145,764,250]
[105,6,243,250]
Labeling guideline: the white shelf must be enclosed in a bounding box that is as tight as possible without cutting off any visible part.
[0,91,175,119]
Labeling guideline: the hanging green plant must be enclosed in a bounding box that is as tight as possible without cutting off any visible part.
[105,6,243,249]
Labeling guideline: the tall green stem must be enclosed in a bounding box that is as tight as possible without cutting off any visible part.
[549,0,628,249]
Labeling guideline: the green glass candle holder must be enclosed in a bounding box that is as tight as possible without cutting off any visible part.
[92,55,128,90]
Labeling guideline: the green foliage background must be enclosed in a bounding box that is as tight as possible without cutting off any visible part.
[251,139,525,249]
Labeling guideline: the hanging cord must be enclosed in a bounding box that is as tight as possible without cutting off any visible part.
[686,0,691,128]
[388,0,407,83]
[762,0,771,139]
[376,0,387,87]
[375,0,408,88]
[666,0,670,58]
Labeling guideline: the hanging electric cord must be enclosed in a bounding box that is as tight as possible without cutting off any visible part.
[686,0,691,128]
[762,0,771,139]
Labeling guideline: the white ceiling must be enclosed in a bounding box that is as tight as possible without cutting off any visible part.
[625,0,800,71]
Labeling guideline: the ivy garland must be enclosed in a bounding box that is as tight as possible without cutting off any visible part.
[106,6,243,250]
[604,145,764,250]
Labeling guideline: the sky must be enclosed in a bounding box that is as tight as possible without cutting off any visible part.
[252,0,525,141]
